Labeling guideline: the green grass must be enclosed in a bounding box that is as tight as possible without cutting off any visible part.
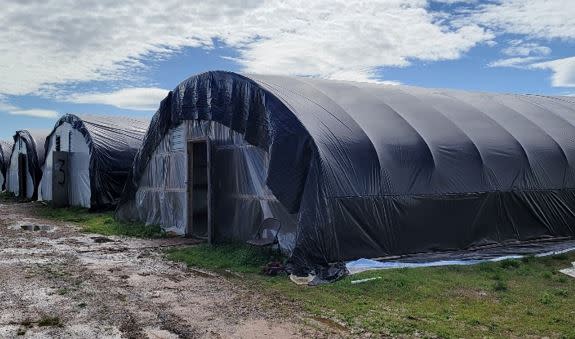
[36,205,165,238]
[165,243,280,273]
[167,245,575,338]
[0,191,15,201]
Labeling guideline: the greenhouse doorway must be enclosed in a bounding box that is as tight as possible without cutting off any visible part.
[17,154,26,199]
[187,139,212,243]
[52,151,70,207]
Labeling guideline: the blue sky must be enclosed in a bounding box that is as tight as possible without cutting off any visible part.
[1,0,574,140]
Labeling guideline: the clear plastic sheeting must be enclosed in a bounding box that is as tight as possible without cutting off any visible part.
[117,71,575,272]
[40,114,149,209]
[117,120,298,252]
[129,122,187,234]
[0,140,12,190]
[6,130,49,199]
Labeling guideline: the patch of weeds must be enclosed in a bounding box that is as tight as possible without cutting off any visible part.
[36,206,165,238]
[38,316,62,327]
[539,292,555,305]
[521,255,535,263]
[57,288,68,295]
[493,280,508,292]
[499,260,521,270]
[0,191,15,201]
[166,243,281,274]
[541,271,553,279]
[550,253,568,261]
[477,262,495,272]
[467,318,481,326]
[20,319,33,328]
[553,288,568,298]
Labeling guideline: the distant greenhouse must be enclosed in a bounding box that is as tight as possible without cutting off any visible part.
[39,114,149,209]
[6,130,50,200]
[0,140,13,191]
[117,71,575,269]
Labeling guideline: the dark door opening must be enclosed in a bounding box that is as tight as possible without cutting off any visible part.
[17,154,27,199]
[187,140,212,243]
[52,151,70,208]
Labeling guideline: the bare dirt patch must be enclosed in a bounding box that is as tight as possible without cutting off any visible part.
[0,201,323,338]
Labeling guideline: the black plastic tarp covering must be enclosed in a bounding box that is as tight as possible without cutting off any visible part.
[11,130,49,199]
[44,114,149,209]
[0,140,12,190]
[118,71,575,269]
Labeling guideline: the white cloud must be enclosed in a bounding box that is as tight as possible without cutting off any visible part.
[8,109,59,118]
[236,3,492,82]
[472,0,575,40]
[532,57,575,88]
[0,0,493,96]
[487,55,575,89]
[488,56,543,68]
[0,0,572,98]
[69,87,169,111]
[0,95,18,112]
[0,95,59,118]
[501,40,551,57]
[431,0,476,4]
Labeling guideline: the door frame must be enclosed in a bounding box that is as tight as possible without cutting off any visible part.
[186,138,212,244]
[52,151,70,208]
[17,153,27,199]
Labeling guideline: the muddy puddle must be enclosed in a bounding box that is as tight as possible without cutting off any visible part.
[8,222,56,232]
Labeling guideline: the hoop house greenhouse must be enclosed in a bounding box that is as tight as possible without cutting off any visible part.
[117,71,575,267]
[0,140,13,191]
[7,130,49,200]
[39,114,149,209]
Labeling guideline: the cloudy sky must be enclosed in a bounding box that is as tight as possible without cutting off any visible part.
[0,0,574,139]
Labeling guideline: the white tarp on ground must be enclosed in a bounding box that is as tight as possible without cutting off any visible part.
[39,122,91,208]
[560,262,575,278]
[346,247,575,275]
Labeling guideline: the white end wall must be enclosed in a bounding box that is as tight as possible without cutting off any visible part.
[39,122,91,208]
[7,137,34,198]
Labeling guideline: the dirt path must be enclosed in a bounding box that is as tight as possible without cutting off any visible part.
[0,201,323,338]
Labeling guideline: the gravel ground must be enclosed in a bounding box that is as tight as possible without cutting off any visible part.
[0,200,327,338]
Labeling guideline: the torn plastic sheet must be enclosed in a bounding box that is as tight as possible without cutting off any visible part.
[347,238,575,275]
